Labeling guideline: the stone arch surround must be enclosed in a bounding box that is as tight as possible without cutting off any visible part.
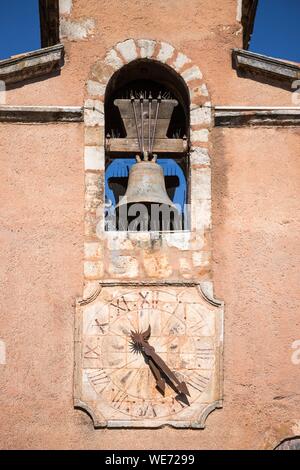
[82,39,214,294]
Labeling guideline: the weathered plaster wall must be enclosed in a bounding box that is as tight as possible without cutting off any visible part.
[1,0,300,450]
[211,127,300,449]
[4,0,297,106]
[0,123,299,449]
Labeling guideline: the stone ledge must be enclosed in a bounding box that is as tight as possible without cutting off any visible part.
[214,106,300,127]
[0,44,64,85]
[0,106,83,123]
[232,48,300,86]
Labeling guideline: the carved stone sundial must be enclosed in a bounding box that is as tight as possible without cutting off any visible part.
[74,281,223,428]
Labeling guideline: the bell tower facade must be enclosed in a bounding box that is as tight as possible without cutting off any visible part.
[82,39,214,285]
[75,39,224,428]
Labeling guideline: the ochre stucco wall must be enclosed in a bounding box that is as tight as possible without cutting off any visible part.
[0,124,299,449]
[0,0,300,449]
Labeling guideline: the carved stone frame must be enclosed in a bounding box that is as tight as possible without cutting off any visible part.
[74,280,224,429]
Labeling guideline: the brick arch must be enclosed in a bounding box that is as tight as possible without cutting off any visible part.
[85,38,213,148]
[88,39,210,108]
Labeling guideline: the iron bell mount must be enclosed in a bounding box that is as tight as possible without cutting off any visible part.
[107,92,187,154]
[116,92,176,210]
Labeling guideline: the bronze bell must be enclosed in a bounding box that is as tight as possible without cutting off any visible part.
[116,159,176,210]
[115,93,180,230]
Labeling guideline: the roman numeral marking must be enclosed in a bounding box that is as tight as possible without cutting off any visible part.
[187,373,210,393]
[84,345,100,358]
[112,390,129,410]
[110,296,132,313]
[190,318,206,334]
[196,348,214,358]
[139,291,159,309]
[94,319,108,333]
[88,369,110,392]
[138,403,157,417]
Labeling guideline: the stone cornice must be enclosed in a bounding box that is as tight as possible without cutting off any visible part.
[1,105,300,127]
[0,44,64,85]
[214,106,300,127]
[0,105,83,123]
[232,49,300,87]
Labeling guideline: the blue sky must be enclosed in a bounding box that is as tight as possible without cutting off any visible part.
[0,1,41,60]
[249,0,300,62]
[0,1,300,62]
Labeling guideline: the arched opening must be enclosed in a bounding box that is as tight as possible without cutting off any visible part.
[104,59,190,232]
[105,59,190,139]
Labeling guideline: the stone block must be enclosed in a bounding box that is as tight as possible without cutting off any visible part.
[59,0,72,15]
[190,85,209,105]
[84,212,97,237]
[190,106,212,126]
[91,60,116,83]
[190,147,210,165]
[85,197,101,212]
[84,261,104,279]
[192,251,210,268]
[87,80,106,97]
[162,232,192,250]
[179,257,193,278]
[115,40,138,62]
[84,146,104,170]
[105,232,133,251]
[84,112,104,127]
[60,18,95,40]
[172,52,191,71]
[192,199,212,230]
[104,49,124,70]
[191,167,211,200]
[84,242,103,259]
[200,84,209,96]
[190,129,209,143]
[181,65,203,82]
[0,340,6,365]
[108,255,139,278]
[143,253,173,278]
[189,231,206,251]
[157,42,175,63]
[85,171,100,189]
[85,173,103,211]
[85,99,104,114]
[84,99,104,126]
[95,207,105,237]
[137,39,156,58]
[85,126,104,146]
